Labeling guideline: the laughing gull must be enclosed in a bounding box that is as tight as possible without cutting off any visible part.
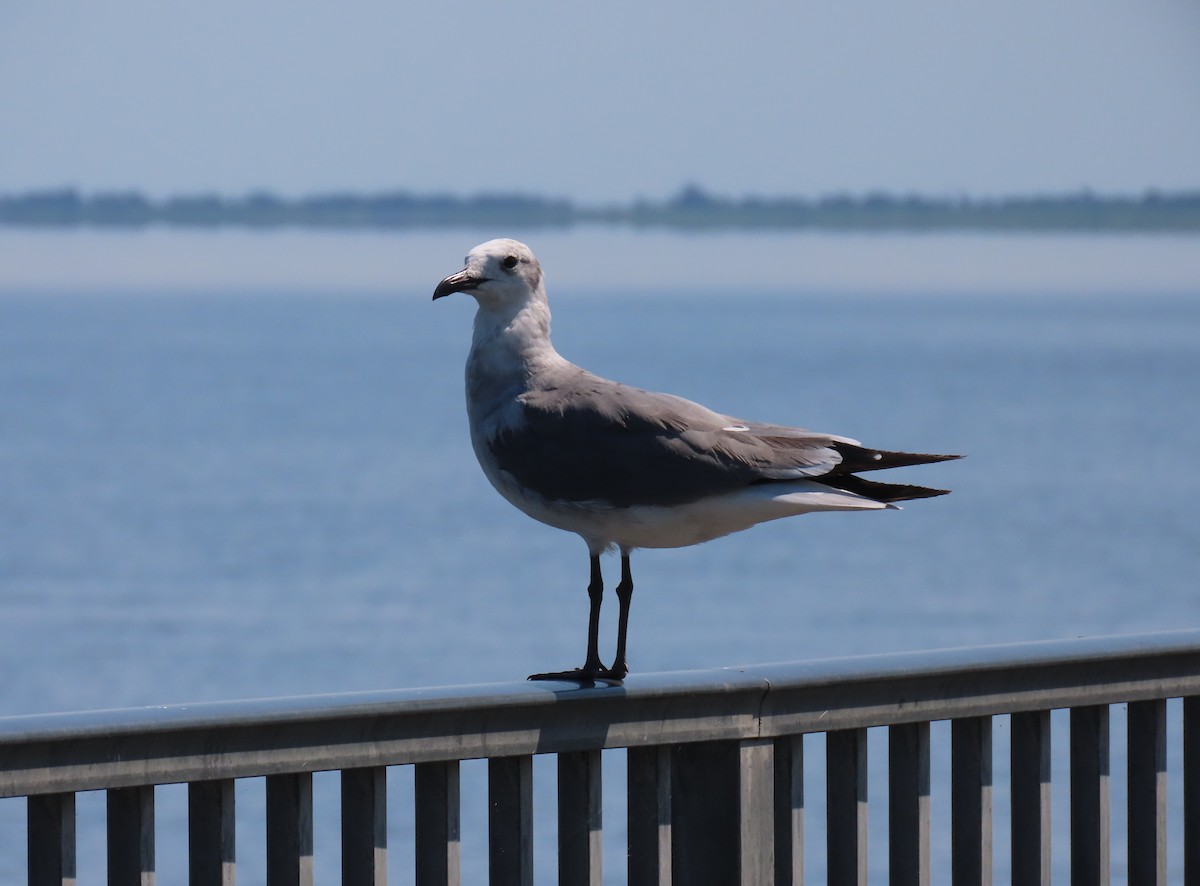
[434,238,960,681]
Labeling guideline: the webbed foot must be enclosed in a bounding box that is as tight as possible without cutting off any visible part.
[528,665,624,683]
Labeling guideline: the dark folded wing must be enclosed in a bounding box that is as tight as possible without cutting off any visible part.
[487,375,845,508]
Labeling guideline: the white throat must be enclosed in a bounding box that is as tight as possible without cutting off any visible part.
[466,288,566,415]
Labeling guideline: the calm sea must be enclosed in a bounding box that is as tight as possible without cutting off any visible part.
[1,229,1198,882]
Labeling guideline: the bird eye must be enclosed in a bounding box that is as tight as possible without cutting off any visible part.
[502,255,519,270]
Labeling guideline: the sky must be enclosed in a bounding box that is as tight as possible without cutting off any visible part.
[0,1,1198,202]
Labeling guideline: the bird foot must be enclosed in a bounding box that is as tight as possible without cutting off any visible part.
[528,665,625,683]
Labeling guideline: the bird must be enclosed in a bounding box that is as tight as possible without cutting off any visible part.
[433,238,960,682]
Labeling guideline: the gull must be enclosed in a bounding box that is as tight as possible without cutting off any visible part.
[434,239,960,682]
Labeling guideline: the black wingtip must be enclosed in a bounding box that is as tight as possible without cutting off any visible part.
[818,473,955,503]
[831,442,964,475]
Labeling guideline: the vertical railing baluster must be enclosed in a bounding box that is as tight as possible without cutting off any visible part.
[1128,698,1167,885]
[342,766,387,886]
[671,741,722,880]
[773,734,803,886]
[108,785,155,885]
[189,779,236,886]
[670,739,775,885]
[558,749,602,886]
[1010,710,1051,885]
[488,754,533,886]
[889,722,930,886]
[1186,696,1200,886]
[827,728,868,886]
[415,760,461,886]
[28,792,76,886]
[951,716,992,886]
[266,772,314,886]
[737,738,776,885]
[1070,705,1110,886]
[671,741,734,883]
[627,745,672,886]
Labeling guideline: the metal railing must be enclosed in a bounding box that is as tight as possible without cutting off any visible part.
[3,630,1200,885]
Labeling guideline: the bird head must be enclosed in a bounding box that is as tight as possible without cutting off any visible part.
[433,239,544,309]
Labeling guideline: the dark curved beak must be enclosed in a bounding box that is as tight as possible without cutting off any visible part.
[433,268,488,301]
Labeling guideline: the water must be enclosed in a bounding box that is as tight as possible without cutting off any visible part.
[1,231,1199,882]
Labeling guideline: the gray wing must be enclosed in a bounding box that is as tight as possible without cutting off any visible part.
[486,368,846,508]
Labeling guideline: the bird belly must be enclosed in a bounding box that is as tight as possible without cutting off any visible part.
[603,482,890,549]
[483,468,889,551]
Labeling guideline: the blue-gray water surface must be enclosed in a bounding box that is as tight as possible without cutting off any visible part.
[2,285,1198,883]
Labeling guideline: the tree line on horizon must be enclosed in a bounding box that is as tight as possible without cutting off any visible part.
[2,184,1198,232]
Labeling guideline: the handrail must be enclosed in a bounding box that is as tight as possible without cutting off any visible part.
[5,629,1200,885]
[4,629,1200,798]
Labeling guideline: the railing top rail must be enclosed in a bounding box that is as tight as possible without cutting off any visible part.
[3,629,1199,797]
[3,628,1197,742]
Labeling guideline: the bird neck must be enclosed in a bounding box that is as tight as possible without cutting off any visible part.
[466,292,567,411]
[470,293,560,373]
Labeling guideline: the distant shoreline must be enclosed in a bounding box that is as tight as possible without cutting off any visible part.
[3,184,1199,233]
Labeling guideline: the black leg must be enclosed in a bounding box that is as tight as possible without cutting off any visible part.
[609,554,634,679]
[582,555,606,673]
[529,554,621,683]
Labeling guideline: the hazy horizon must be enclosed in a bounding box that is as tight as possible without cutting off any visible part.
[4,183,1199,202]
[3,228,1198,295]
